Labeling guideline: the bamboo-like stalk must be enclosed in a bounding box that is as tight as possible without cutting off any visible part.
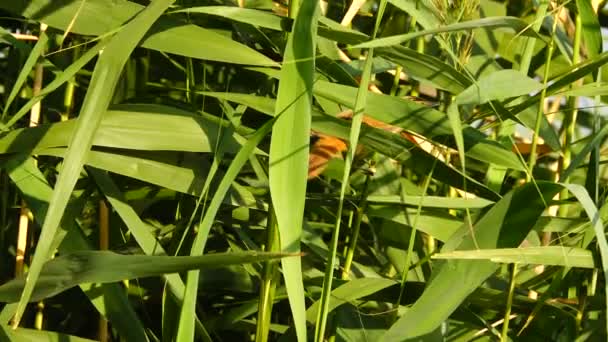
[527,15,558,181]
[587,3,603,303]
[501,263,518,340]
[15,36,45,277]
[341,172,371,280]
[519,2,549,75]
[15,203,30,278]
[394,170,434,321]
[521,4,560,306]
[61,42,78,122]
[98,200,110,342]
[487,1,549,191]
[288,0,300,18]
[255,205,280,342]
[16,23,46,330]
[340,0,366,26]
[315,2,387,340]
[557,13,583,204]
[560,12,585,332]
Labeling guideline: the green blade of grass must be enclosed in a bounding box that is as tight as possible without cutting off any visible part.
[315,1,389,338]
[268,1,320,341]
[509,51,608,116]
[5,327,97,342]
[170,6,367,45]
[5,155,149,341]
[0,250,296,302]
[313,80,524,171]
[11,0,175,328]
[1,104,244,154]
[455,70,543,105]
[375,46,470,93]
[354,16,540,49]
[0,0,277,67]
[1,38,109,130]
[382,182,562,340]
[575,0,602,61]
[560,183,608,334]
[560,124,608,182]
[366,194,494,208]
[88,167,212,340]
[366,205,463,242]
[171,6,286,31]
[198,91,502,199]
[1,28,48,119]
[306,278,397,322]
[387,0,440,29]
[314,46,374,342]
[175,118,275,341]
[433,246,595,268]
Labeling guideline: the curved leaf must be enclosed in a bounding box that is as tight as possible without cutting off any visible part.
[456,70,543,105]
[12,0,176,327]
[382,182,562,340]
[0,0,277,66]
[0,251,295,302]
[0,104,243,154]
[433,246,595,268]
[355,17,540,49]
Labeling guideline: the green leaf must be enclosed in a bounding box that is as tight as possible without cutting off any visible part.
[1,39,109,130]
[375,46,470,93]
[366,194,494,208]
[553,82,608,97]
[0,0,276,66]
[11,0,176,327]
[560,183,608,334]
[171,7,367,45]
[2,30,48,118]
[382,182,562,340]
[269,2,320,341]
[446,103,466,186]
[5,155,149,341]
[171,6,286,31]
[560,124,608,181]
[314,18,377,341]
[313,80,524,171]
[354,17,539,49]
[456,70,544,105]
[306,278,397,322]
[48,148,210,196]
[176,119,275,341]
[0,251,295,302]
[0,104,243,154]
[367,205,462,242]
[509,51,608,116]
[433,246,595,268]
[5,327,97,342]
[576,0,602,61]
[387,0,441,30]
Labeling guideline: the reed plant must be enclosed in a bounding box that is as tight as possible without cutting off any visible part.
[0,0,606,340]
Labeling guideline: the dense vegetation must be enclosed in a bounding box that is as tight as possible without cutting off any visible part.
[0,0,607,341]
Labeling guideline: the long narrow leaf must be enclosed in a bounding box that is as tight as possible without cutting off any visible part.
[354,16,539,49]
[433,246,595,268]
[176,119,275,341]
[12,0,175,327]
[268,2,320,341]
[382,182,562,340]
[5,155,149,341]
